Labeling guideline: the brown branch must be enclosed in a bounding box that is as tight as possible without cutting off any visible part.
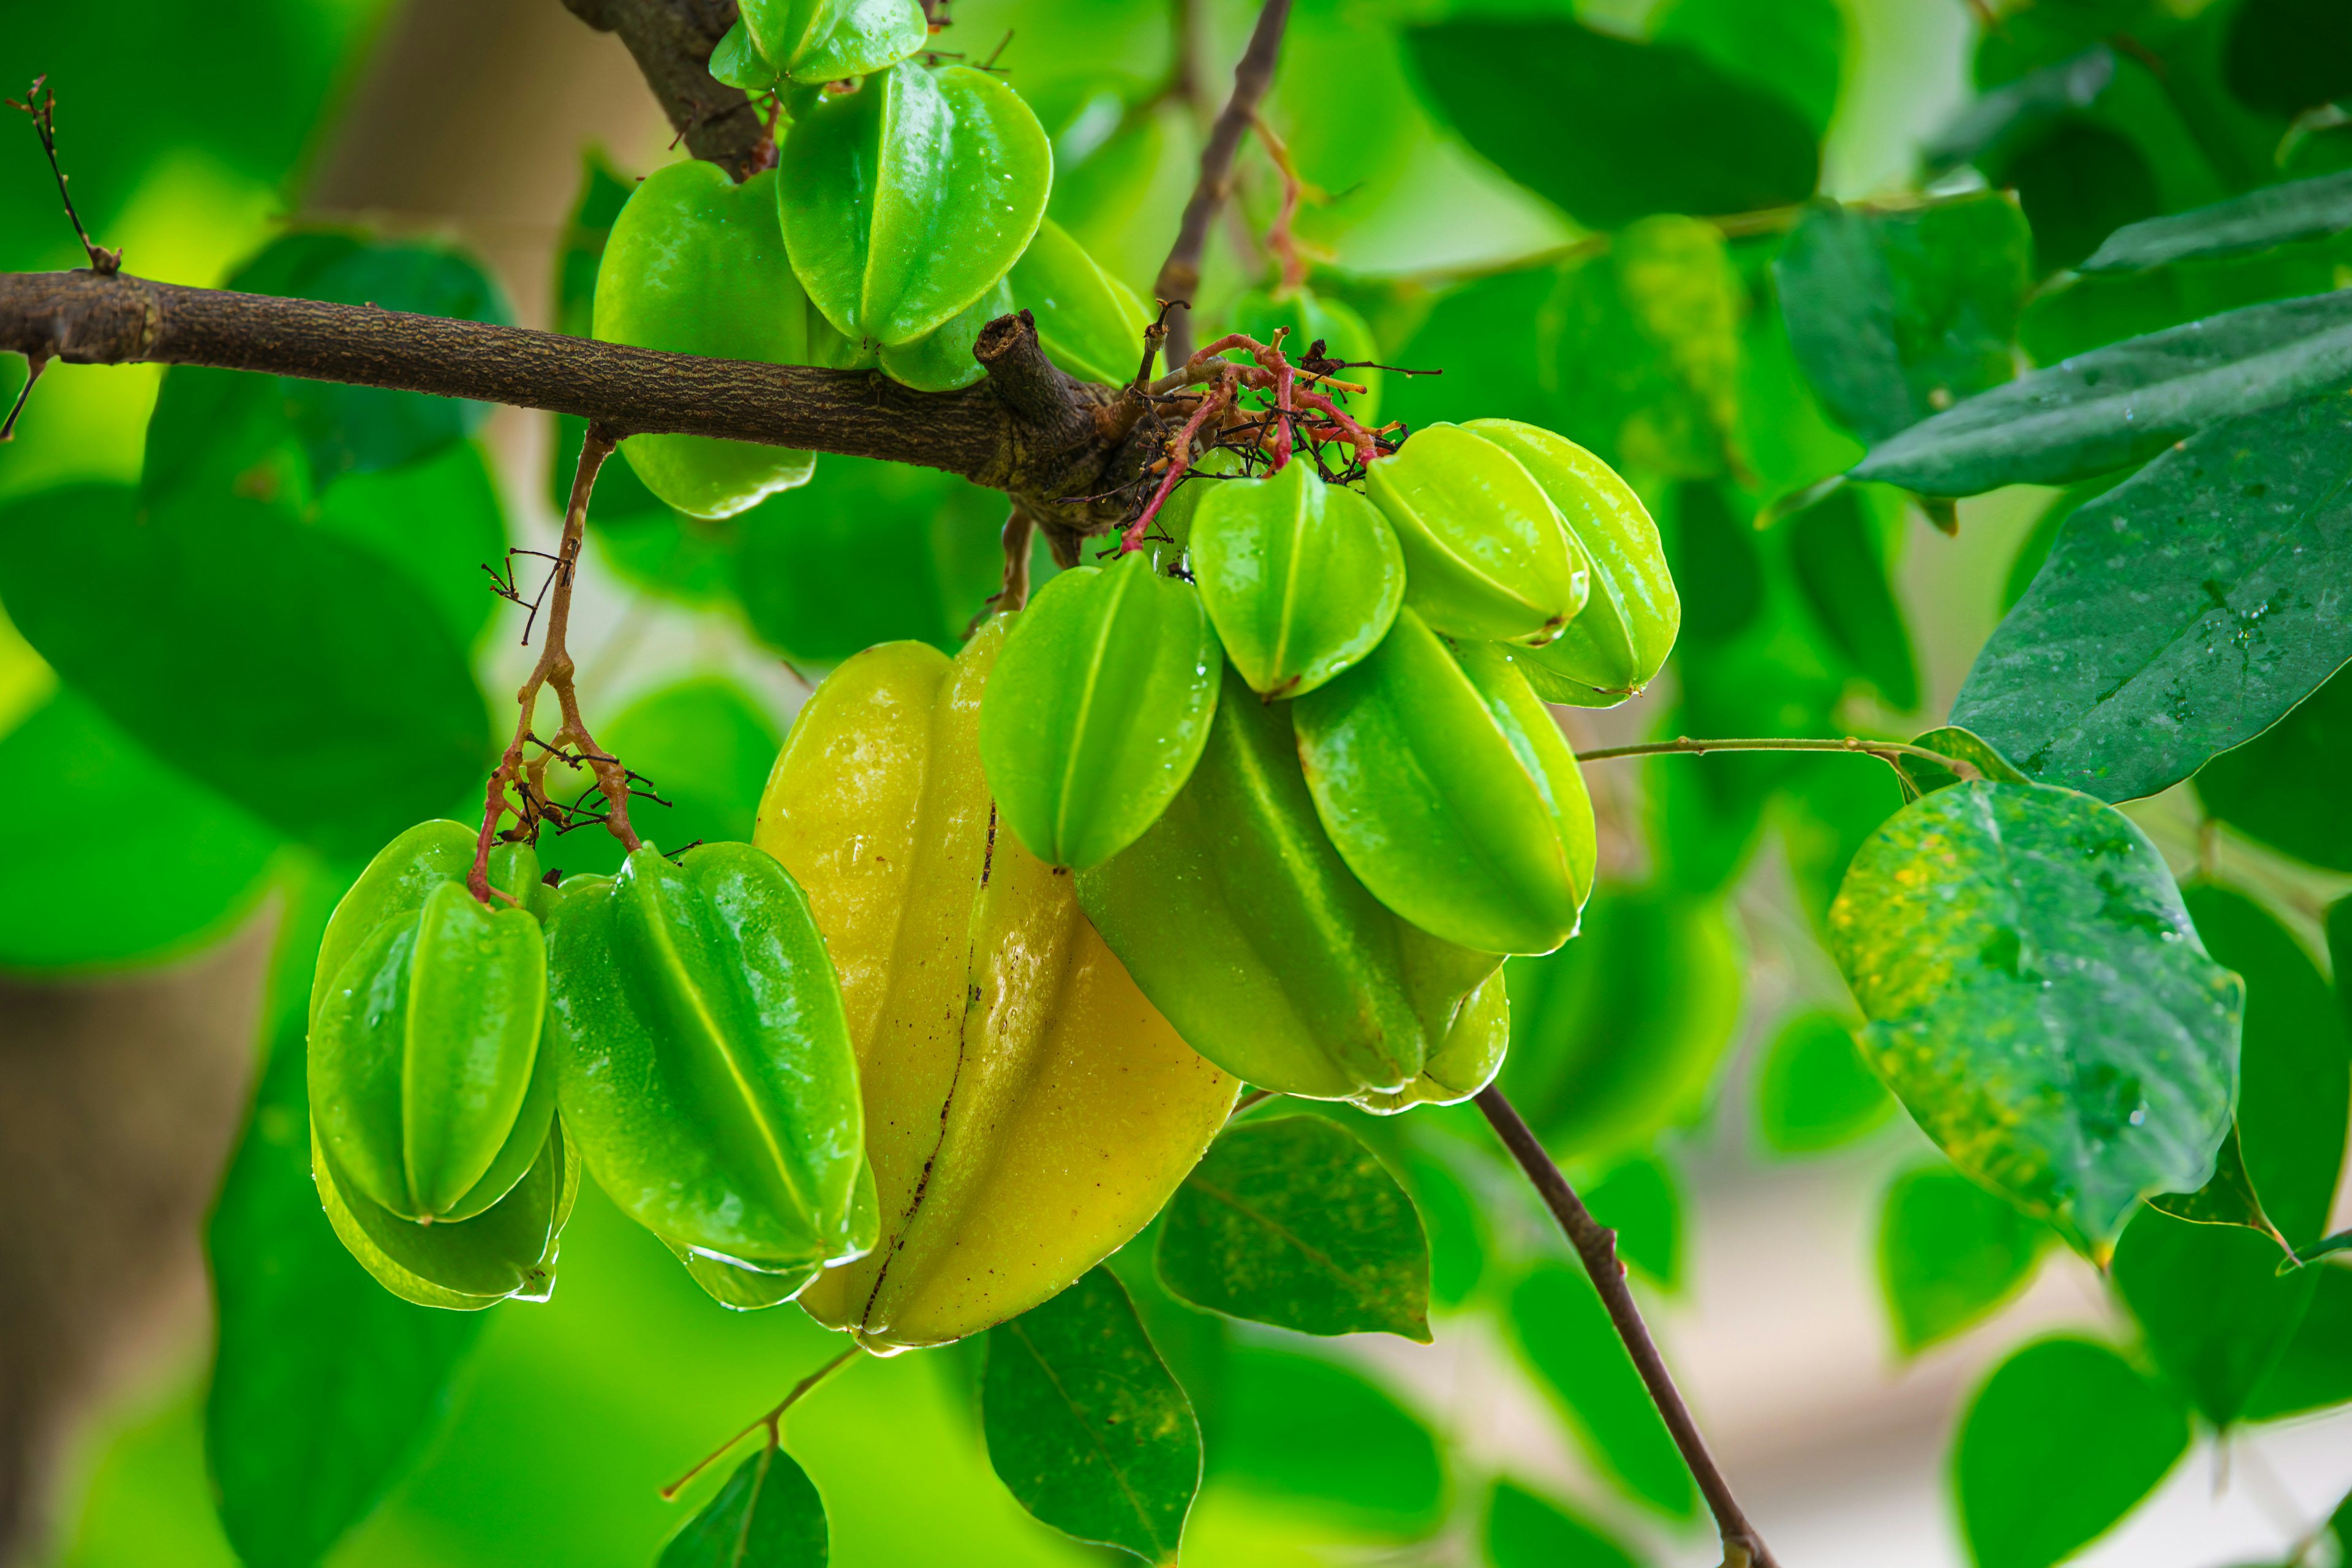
[560,0,771,181]
[1477,1088,1778,1568]
[1153,0,1294,364]
[1577,734,1985,782]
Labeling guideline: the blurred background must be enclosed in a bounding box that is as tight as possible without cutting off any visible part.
[2,0,2349,1564]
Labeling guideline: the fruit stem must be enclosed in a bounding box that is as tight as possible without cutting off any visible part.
[1475,1087,1781,1568]
[1576,734,1985,785]
[658,1342,861,1501]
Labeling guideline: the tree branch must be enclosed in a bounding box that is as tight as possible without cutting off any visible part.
[1153,0,1294,364]
[1476,1087,1779,1568]
[560,0,771,181]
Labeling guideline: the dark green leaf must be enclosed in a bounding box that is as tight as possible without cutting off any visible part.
[1878,1164,2050,1355]
[1664,482,1763,646]
[1785,486,1918,709]
[207,864,486,1568]
[2221,0,2352,118]
[982,1267,1198,1564]
[2180,886,2351,1243]
[1499,885,1743,1163]
[1580,1155,1682,1291]
[314,439,508,646]
[1923,45,2115,174]
[2196,662,2352,872]
[1405,18,1819,231]
[1155,1115,1429,1341]
[2024,243,2350,366]
[1774,195,2031,446]
[2148,1126,2287,1248]
[1997,116,2165,275]
[1508,1265,1695,1520]
[1998,473,2128,614]
[1828,782,2242,1247]
[0,484,491,858]
[1758,1011,1896,1155]
[542,676,782,879]
[1953,1337,2188,1568]
[1653,0,1843,137]
[2113,1205,2318,1427]
[2084,168,2352,273]
[1950,396,2352,803]
[658,1442,828,1568]
[0,690,280,971]
[1484,1478,1648,1568]
[1887,725,2029,799]
[1385,268,1561,435]
[2244,1263,2352,1422]
[1210,1346,1444,1534]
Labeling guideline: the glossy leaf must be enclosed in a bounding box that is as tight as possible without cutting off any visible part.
[1212,1345,1444,1534]
[1010,217,1149,386]
[1954,1338,2188,1568]
[876,273,1012,393]
[1785,486,1919,711]
[2196,661,2352,872]
[1886,725,2029,799]
[781,62,1051,348]
[2113,1205,2318,1427]
[1950,395,2352,802]
[1155,1115,1430,1341]
[1775,194,2032,447]
[2147,1125,2284,1246]
[1509,1264,1695,1520]
[1485,1479,1647,1568]
[1406,18,1819,230]
[1828,783,2242,1248]
[657,1441,829,1568]
[1878,1164,2049,1355]
[982,1267,1199,1564]
[737,0,926,85]
[2084,167,2352,273]
[1852,291,2352,494]
[1757,1011,1896,1155]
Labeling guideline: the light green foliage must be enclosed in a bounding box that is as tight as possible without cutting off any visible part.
[1210,1345,1445,1534]
[2112,1206,2318,1428]
[1509,1265,1695,1519]
[657,1442,829,1567]
[1581,1155,1683,1292]
[1484,1479,1648,1568]
[1757,1011,1896,1156]
[1783,485,1918,712]
[1009,217,1150,385]
[1878,1164,2049,1355]
[547,677,785,880]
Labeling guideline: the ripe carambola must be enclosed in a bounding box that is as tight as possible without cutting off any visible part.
[595,160,818,518]
[1365,422,1590,646]
[308,820,553,1226]
[543,843,868,1287]
[1294,608,1597,956]
[755,622,1237,1348]
[1076,661,1506,1103]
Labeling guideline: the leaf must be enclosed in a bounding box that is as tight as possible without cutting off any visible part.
[1953,1337,2188,1568]
[1580,1154,1683,1291]
[2220,0,2352,118]
[981,1267,1199,1564]
[1154,1115,1430,1341]
[658,1441,829,1568]
[2196,660,2352,872]
[1785,485,1920,710]
[1652,0,1843,137]
[1878,1164,2050,1355]
[0,484,491,859]
[542,676,781,879]
[1997,473,2126,614]
[314,439,508,646]
[550,154,672,535]
[1498,884,1743,1163]
[1885,725,2028,799]
[2112,1205,2318,1427]
[1484,1478,1649,1568]
[1950,394,2352,803]
[0,690,279,971]
[1401,1145,1487,1310]
[207,865,487,1568]
[2084,168,2352,273]
[2024,244,2349,368]
[1922,44,2116,175]
[1210,1346,1445,1534]
[1757,1010,1896,1156]
[1406,17,1819,231]
[1850,291,2352,495]
[2147,1126,2286,1248]
[1827,782,2242,1248]
[1996,117,2166,276]
[2243,1262,2352,1422]
[1385,267,1561,436]
[1508,1264,1695,1519]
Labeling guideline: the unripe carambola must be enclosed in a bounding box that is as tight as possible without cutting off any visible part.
[1364,422,1589,646]
[736,0,927,84]
[308,820,552,1226]
[1465,419,1679,706]
[544,843,867,1291]
[1294,608,1596,955]
[755,622,1237,1349]
[595,161,818,518]
[1076,662,1505,1102]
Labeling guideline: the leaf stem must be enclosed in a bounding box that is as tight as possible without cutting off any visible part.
[1576,734,1983,781]
[1475,1087,1778,1568]
[659,1342,861,1502]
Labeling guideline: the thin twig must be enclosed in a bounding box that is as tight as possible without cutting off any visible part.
[1476,1088,1778,1568]
[6,77,119,273]
[1153,0,1295,364]
[660,1343,861,1501]
[1576,734,1983,782]
[0,351,41,440]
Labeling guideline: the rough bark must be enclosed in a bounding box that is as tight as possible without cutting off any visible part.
[559,0,769,179]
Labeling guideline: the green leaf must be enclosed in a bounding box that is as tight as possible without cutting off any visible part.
[1498,884,1743,1163]
[2112,1205,2318,1427]
[1580,1154,1683,1291]
[1758,1010,1896,1156]
[2084,168,2352,273]
[1998,473,2127,614]
[1949,395,2352,804]
[1878,1164,2050,1355]
[657,1441,829,1568]
[1406,18,1819,231]
[549,156,673,537]
[1508,1264,1695,1519]
[314,439,508,646]
[0,690,280,971]
[1211,1346,1445,1534]
[1155,1115,1430,1342]
[982,1267,1199,1564]
[1850,292,2352,495]
[1400,1144,1487,1309]
[1653,0,1843,136]
[1774,195,2032,447]
[1953,1337,2188,1568]
[2196,661,2352,872]
[1483,1478,1648,1568]
[2219,0,2352,119]
[2148,1125,2286,1247]
[1385,268,1561,436]
[1923,45,2116,175]
[0,484,491,859]
[1996,117,2166,276]
[2024,243,2350,367]
[2244,1262,2352,1422]
[1785,486,1918,710]
[1885,725,2029,800]
[207,865,487,1568]
[1827,782,2242,1248]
